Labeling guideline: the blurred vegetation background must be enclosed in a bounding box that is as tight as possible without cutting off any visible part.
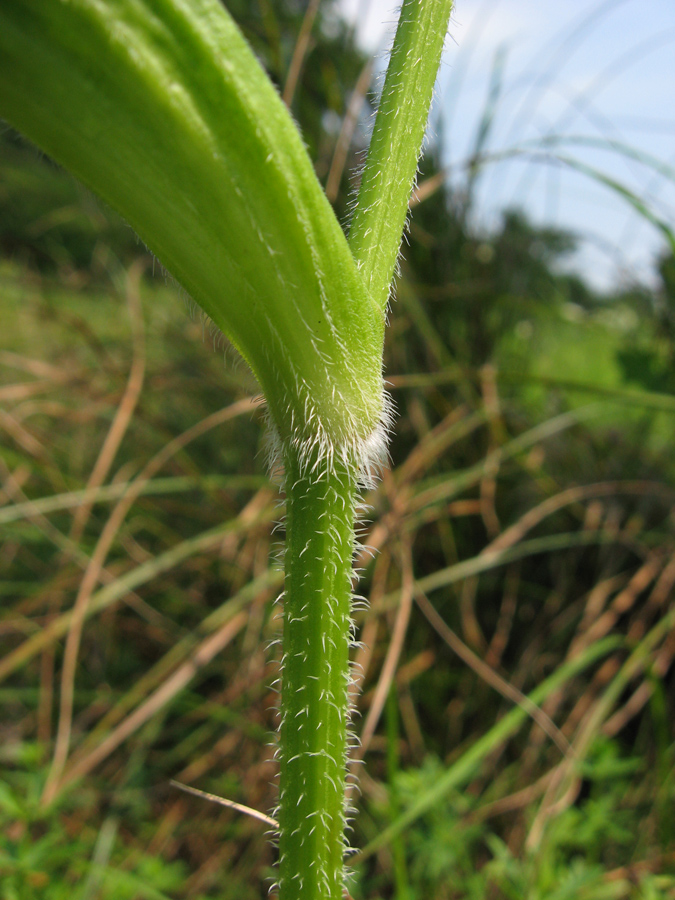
[1,1,674,898]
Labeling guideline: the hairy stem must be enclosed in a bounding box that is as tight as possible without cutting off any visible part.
[0,1,455,895]
[349,0,454,310]
[278,450,358,900]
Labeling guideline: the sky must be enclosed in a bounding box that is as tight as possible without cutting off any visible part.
[337,0,675,293]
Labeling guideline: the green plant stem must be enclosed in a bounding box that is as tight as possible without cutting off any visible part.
[277,450,357,900]
[349,0,454,310]
[0,0,455,893]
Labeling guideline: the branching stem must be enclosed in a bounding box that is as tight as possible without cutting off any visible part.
[0,1,455,896]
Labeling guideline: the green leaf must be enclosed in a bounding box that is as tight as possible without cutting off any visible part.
[0,0,385,452]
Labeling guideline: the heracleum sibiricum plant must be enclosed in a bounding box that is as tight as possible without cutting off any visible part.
[0,1,453,896]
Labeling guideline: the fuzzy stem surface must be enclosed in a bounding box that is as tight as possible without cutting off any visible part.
[349,0,454,311]
[277,449,358,900]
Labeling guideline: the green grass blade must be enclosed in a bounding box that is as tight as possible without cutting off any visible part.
[410,405,603,516]
[553,153,675,257]
[355,636,622,862]
[0,519,280,685]
[0,475,267,526]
